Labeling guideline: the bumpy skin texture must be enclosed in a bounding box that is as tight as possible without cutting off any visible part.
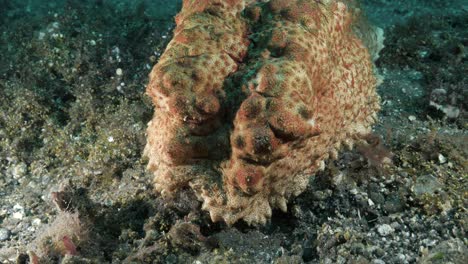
[144,0,382,225]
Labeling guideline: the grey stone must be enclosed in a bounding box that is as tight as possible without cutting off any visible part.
[0,228,11,241]
[377,224,394,236]
[412,175,442,196]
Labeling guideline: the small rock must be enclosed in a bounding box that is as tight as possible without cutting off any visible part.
[438,153,447,164]
[0,228,11,241]
[332,172,344,186]
[371,259,385,264]
[408,115,416,122]
[412,174,442,196]
[32,218,42,226]
[384,194,405,214]
[10,162,27,179]
[390,221,402,230]
[116,68,123,76]
[12,211,24,219]
[373,247,386,257]
[12,204,25,219]
[377,224,394,236]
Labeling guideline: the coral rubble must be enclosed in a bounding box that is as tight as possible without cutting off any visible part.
[144,0,383,225]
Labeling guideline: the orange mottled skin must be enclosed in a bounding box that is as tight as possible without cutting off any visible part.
[144,0,382,225]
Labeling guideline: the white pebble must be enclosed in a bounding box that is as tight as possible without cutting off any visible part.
[377,224,394,236]
[32,218,42,226]
[13,204,23,211]
[108,136,114,143]
[11,163,27,179]
[438,153,447,164]
[408,115,416,122]
[116,68,123,76]
[12,211,24,220]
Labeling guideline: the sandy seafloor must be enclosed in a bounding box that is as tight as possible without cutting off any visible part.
[0,0,466,263]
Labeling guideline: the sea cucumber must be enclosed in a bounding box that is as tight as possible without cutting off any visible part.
[144,0,383,225]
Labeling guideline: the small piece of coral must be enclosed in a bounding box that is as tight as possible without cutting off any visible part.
[144,0,383,225]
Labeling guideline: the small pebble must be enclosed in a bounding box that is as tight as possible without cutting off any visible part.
[408,115,416,122]
[0,228,11,241]
[32,218,42,226]
[11,163,27,179]
[116,68,123,76]
[438,153,447,164]
[12,212,24,219]
[377,224,394,236]
[12,204,25,220]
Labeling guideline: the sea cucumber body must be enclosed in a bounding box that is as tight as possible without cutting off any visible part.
[145,0,382,225]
